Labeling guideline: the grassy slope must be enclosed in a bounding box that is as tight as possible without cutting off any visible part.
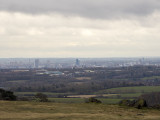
[0,101,160,120]
[97,86,160,94]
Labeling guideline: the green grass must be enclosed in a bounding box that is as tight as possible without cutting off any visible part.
[15,86,160,105]
[0,101,160,120]
[15,92,70,97]
[97,86,160,94]
[48,98,122,104]
[141,76,160,80]
[119,93,142,98]
[49,98,85,103]
[98,98,122,104]
[95,86,160,100]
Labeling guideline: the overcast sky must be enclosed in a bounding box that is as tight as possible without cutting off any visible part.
[0,0,160,58]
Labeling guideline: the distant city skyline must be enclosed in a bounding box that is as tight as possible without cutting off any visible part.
[0,57,160,69]
[0,0,160,58]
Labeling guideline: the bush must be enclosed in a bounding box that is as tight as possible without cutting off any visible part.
[85,97,102,103]
[119,99,132,106]
[34,93,48,102]
[119,99,147,109]
[134,99,147,109]
[0,89,17,101]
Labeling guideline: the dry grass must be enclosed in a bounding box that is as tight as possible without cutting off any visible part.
[0,101,160,120]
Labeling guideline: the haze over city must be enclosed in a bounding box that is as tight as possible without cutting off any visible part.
[2,1,160,120]
[0,0,160,58]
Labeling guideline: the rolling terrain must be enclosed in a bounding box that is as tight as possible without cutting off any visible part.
[0,101,160,120]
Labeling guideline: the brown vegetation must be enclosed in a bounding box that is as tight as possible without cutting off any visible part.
[0,101,160,120]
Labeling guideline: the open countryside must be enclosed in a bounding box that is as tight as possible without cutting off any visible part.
[0,101,160,120]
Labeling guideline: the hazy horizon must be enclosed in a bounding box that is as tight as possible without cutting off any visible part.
[1,0,160,58]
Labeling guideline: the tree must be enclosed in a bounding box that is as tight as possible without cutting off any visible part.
[85,97,102,103]
[34,93,48,102]
[0,89,17,101]
[119,99,147,109]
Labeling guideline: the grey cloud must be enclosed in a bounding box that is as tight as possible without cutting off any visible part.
[0,0,160,19]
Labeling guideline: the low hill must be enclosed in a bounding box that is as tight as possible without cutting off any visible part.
[0,101,160,120]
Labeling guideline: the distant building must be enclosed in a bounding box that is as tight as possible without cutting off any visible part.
[35,59,39,68]
[76,59,80,66]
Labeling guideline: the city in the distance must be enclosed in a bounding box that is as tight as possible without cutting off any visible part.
[1,57,160,69]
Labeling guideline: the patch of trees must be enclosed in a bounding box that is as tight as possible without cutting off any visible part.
[1,66,160,94]
[0,89,17,101]
[119,99,147,109]
[34,93,48,102]
[119,92,160,109]
[85,97,102,103]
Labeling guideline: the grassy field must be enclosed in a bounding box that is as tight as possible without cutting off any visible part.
[15,86,160,104]
[119,93,142,98]
[94,86,160,100]
[15,92,70,98]
[49,98,85,103]
[15,92,122,104]
[96,86,160,94]
[49,98,122,104]
[15,92,67,96]
[141,76,160,80]
[0,101,160,120]
[98,98,122,104]
[16,86,160,96]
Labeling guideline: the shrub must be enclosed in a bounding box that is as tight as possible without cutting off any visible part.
[119,99,147,109]
[85,97,102,103]
[119,99,132,106]
[34,93,48,102]
[134,99,147,109]
[0,89,17,101]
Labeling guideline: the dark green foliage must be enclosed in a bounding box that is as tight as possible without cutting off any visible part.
[0,89,17,101]
[1,66,160,95]
[119,99,147,109]
[119,92,160,109]
[34,93,48,102]
[134,99,147,109]
[85,97,102,103]
[119,99,132,106]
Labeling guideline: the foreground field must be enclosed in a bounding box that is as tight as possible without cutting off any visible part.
[0,101,160,120]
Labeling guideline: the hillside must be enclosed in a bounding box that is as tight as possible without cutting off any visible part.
[0,101,160,120]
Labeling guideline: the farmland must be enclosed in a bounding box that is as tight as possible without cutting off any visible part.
[97,86,160,94]
[1,65,160,95]
[95,86,160,99]
[48,98,122,104]
[1,66,160,106]
[15,86,160,104]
